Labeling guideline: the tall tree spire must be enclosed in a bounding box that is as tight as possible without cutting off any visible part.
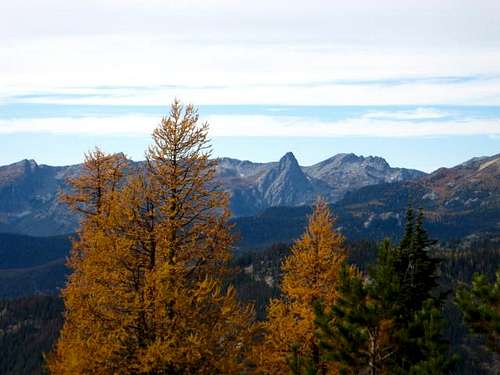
[49,101,255,374]
[252,199,345,374]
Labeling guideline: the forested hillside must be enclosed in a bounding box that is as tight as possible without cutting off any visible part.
[0,296,63,375]
[1,233,497,374]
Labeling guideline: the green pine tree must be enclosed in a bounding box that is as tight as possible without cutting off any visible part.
[314,206,455,374]
[407,299,458,374]
[455,269,500,354]
[315,253,399,375]
[399,204,415,250]
[368,239,406,323]
[394,207,451,372]
[406,209,440,313]
[286,343,324,375]
[395,208,440,320]
[287,344,307,375]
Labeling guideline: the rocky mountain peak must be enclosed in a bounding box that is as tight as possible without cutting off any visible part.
[255,152,316,208]
[302,152,426,201]
[336,153,361,163]
[278,152,299,171]
[11,159,38,171]
[326,153,390,169]
[363,155,391,170]
[315,153,359,168]
[0,159,39,186]
[478,156,500,172]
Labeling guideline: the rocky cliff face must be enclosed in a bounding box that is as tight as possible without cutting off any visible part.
[218,152,424,215]
[258,152,321,207]
[0,160,81,236]
[334,153,500,239]
[418,154,500,211]
[303,153,425,201]
[0,152,426,236]
[233,154,500,249]
[217,153,328,215]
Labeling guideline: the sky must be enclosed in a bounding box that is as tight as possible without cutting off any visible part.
[0,0,499,172]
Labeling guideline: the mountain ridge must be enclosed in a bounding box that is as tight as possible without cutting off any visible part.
[233,152,500,249]
[6,151,495,237]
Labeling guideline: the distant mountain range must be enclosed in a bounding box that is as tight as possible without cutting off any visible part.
[0,152,498,242]
[0,152,425,236]
[0,152,498,298]
[219,152,424,215]
[234,153,500,248]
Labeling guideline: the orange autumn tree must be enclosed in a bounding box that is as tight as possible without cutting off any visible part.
[253,199,346,374]
[49,100,255,374]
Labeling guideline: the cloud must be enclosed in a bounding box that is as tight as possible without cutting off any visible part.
[1,2,500,106]
[206,115,500,137]
[2,1,500,48]
[3,73,500,106]
[361,108,451,121]
[1,112,498,138]
[0,116,158,135]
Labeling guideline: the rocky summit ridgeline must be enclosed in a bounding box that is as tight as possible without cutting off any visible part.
[218,152,424,215]
[1,152,499,239]
[232,153,500,248]
[0,152,425,236]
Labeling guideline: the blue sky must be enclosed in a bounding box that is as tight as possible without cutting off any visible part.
[0,1,499,171]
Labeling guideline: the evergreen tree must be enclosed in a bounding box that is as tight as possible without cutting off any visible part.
[314,207,454,374]
[399,204,415,250]
[407,299,457,375]
[396,208,445,372]
[406,210,440,314]
[456,269,500,355]
[287,344,307,375]
[390,207,450,372]
[49,101,255,374]
[252,199,346,374]
[315,261,396,375]
[287,344,320,375]
[367,239,406,325]
[394,208,439,321]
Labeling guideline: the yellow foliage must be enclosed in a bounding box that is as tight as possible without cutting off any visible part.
[49,100,255,374]
[252,199,345,374]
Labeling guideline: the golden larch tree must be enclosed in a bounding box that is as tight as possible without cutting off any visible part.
[252,199,346,374]
[49,100,255,374]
